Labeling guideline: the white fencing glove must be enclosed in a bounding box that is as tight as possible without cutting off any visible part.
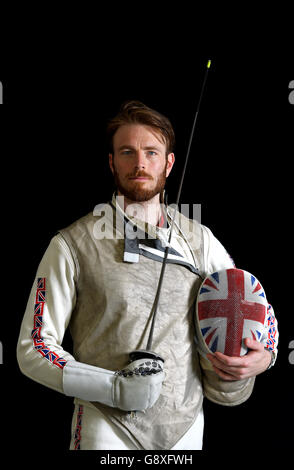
[63,357,165,411]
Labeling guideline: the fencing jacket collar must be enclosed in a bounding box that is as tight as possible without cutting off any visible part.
[110,193,201,276]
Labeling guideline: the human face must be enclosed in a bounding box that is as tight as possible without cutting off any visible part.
[109,124,175,203]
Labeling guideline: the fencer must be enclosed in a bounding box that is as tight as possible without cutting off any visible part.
[17,101,278,450]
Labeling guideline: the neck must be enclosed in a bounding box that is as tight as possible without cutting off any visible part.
[117,191,163,226]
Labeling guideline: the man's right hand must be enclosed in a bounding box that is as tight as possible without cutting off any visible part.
[63,357,165,411]
[113,357,165,411]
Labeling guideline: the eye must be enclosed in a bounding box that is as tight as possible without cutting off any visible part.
[121,150,133,155]
[147,150,157,156]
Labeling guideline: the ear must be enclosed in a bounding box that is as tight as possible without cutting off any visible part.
[166,153,175,177]
[109,153,114,174]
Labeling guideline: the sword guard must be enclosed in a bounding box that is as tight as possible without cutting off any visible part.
[128,349,165,363]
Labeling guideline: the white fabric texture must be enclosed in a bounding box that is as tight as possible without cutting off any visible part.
[63,358,165,411]
[17,215,278,450]
[17,225,235,397]
[70,399,204,450]
[63,361,115,406]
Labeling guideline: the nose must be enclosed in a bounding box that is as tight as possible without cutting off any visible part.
[133,150,147,170]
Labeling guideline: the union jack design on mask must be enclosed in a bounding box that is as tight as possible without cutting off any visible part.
[31,277,67,369]
[196,269,267,356]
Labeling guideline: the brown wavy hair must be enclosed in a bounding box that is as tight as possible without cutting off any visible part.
[107,100,175,157]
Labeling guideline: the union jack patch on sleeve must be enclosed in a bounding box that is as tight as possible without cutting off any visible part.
[31,277,67,369]
[265,304,278,352]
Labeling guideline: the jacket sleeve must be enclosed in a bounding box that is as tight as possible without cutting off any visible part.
[260,303,278,367]
[17,234,129,403]
[17,234,77,394]
[198,226,276,406]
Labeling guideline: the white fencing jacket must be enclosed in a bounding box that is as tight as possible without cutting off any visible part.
[17,196,278,450]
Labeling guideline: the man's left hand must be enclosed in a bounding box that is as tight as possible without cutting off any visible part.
[206,338,272,381]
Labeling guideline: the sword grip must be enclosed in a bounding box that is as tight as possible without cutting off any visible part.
[128,349,164,363]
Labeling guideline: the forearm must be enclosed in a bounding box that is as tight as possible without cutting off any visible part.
[17,235,76,394]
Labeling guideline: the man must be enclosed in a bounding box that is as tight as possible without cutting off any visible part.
[17,101,278,450]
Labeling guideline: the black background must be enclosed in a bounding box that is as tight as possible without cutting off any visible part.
[0,8,293,459]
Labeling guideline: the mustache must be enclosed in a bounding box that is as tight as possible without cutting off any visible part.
[127,171,153,179]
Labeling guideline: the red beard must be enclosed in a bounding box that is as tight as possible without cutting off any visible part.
[112,165,167,202]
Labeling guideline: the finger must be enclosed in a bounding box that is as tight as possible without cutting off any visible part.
[244,337,264,351]
[211,365,239,381]
[208,355,248,378]
[211,356,251,379]
[211,351,246,368]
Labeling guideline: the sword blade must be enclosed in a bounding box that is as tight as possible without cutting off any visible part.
[145,59,212,352]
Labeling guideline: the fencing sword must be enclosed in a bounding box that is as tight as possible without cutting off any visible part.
[129,59,212,364]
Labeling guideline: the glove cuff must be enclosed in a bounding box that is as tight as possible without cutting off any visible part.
[63,360,115,407]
